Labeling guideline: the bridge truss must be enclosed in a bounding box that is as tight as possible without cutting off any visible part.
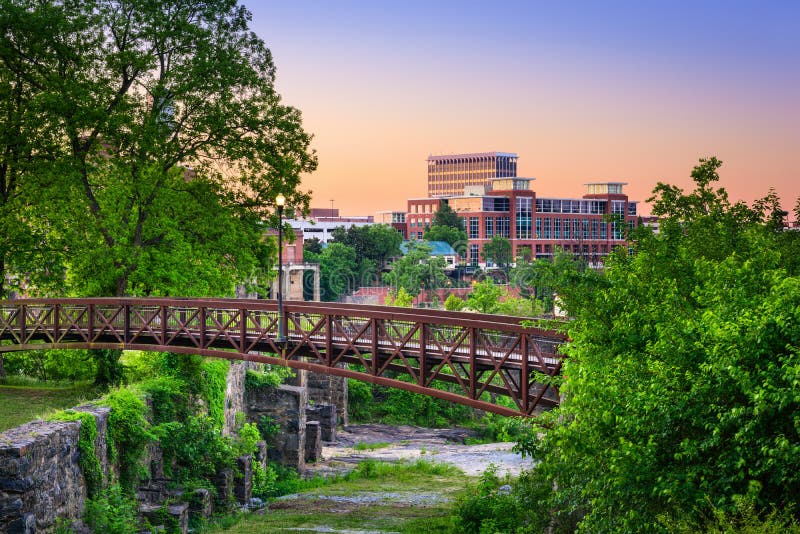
[0,298,566,417]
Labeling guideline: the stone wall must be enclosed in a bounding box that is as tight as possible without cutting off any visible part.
[223,361,249,437]
[307,369,348,426]
[0,406,110,533]
[246,384,307,470]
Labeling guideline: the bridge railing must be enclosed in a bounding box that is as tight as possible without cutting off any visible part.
[0,298,567,416]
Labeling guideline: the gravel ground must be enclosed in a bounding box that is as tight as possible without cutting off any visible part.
[306,423,534,478]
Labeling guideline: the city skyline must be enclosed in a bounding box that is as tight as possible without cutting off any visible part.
[247,1,799,216]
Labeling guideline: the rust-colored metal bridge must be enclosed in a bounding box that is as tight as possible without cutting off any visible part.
[0,298,566,417]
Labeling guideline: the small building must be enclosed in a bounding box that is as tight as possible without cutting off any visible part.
[399,240,458,271]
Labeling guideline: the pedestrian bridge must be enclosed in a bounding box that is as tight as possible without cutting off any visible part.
[0,298,567,417]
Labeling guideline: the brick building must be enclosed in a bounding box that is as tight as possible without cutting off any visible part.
[408,172,639,267]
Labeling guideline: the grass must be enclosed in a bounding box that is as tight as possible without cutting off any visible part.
[353,440,391,451]
[0,380,97,432]
[203,459,467,533]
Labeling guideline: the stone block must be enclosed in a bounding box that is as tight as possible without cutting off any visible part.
[307,368,349,426]
[254,440,268,470]
[246,385,306,470]
[306,403,337,442]
[189,488,213,520]
[234,455,252,504]
[305,421,322,463]
[139,502,189,534]
[214,468,235,510]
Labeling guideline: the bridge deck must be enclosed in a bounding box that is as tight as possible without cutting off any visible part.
[0,298,567,417]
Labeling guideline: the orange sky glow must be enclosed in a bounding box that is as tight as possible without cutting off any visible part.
[247,1,799,218]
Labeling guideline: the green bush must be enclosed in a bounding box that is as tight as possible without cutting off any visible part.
[48,409,103,498]
[84,484,138,534]
[155,415,233,482]
[102,388,153,492]
[245,365,294,390]
[452,465,528,534]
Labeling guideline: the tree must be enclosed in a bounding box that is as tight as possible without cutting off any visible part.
[383,242,448,298]
[431,202,464,231]
[384,287,413,307]
[303,237,323,255]
[0,0,315,297]
[330,224,402,269]
[466,278,503,314]
[444,293,465,311]
[522,158,800,531]
[481,236,512,267]
[423,224,468,253]
[0,0,316,384]
[304,242,358,302]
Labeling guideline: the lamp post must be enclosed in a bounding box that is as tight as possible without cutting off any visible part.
[276,193,287,347]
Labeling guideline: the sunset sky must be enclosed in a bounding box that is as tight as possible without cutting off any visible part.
[247,1,799,217]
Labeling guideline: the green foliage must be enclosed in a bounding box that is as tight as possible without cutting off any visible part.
[0,0,316,298]
[201,359,230,430]
[3,349,96,383]
[467,279,504,314]
[383,241,448,297]
[303,237,323,255]
[443,293,466,311]
[330,224,403,269]
[348,374,477,427]
[48,409,103,498]
[155,415,233,482]
[658,498,800,533]
[431,202,465,232]
[353,441,391,451]
[256,415,281,441]
[304,241,359,301]
[424,224,468,253]
[234,422,261,458]
[92,349,124,389]
[102,388,153,493]
[452,465,529,534]
[481,236,513,267]
[525,158,800,531]
[245,366,294,391]
[84,484,139,534]
[495,296,541,317]
[385,287,414,307]
[251,461,279,499]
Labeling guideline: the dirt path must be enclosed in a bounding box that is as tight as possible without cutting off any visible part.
[306,423,534,478]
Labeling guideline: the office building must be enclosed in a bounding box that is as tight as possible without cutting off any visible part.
[427,152,518,198]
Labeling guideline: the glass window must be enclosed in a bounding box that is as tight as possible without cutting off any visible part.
[582,219,589,239]
[469,217,479,239]
[470,244,479,266]
[554,218,561,239]
[544,218,551,239]
[591,219,599,240]
[485,217,494,238]
[496,217,510,238]
[535,218,542,239]
[600,222,607,239]
[628,202,637,216]
[563,218,570,239]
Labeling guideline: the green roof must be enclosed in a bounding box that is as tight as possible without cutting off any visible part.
[400,240,457,256]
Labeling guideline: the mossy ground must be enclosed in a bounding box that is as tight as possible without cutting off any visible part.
[205,461,468,533]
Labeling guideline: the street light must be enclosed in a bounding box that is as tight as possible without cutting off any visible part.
[276,193,287,347]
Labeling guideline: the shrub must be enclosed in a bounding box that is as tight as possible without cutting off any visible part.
[102,388,153,492]
[84,484,138,534]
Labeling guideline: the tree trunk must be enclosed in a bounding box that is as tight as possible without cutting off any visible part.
[0,355,5,378]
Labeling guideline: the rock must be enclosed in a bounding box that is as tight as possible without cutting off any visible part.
[247,497,264,509]
[498,484,512,494]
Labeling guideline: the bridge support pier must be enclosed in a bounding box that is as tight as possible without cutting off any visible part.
[246,384,307,470]
[307,367,348,427]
